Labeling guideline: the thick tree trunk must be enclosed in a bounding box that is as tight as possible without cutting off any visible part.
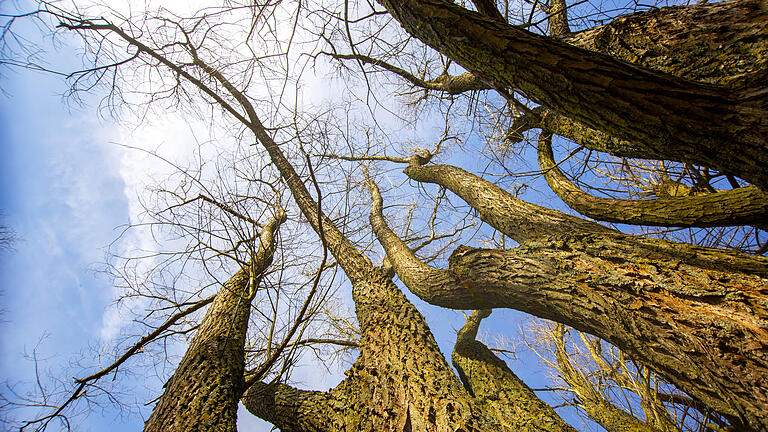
[243,274,505,431]
[144,212,285,432]
[537,133,768,229]
[243,272,588,431]
[562,0,768,88]
[377,0,768,188]
[446,235,768,430]
[373,208,768,429]
[371,167,767,428]
[452,310,578,432]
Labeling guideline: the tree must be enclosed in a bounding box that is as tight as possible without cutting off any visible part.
[0,226,14,253]
[377,0,768,189]
[2,0,767,430]
[0,212,16,253]
[144,211,285,432]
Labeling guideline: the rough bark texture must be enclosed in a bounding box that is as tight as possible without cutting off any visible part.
[537,133,768,228]
[452,310,578,432]
[514,0,768,180]
[506,106,652,161]
[471,0,505,22]
[548,0,571,37]
[377,0,768,189]
[367,174,495,308]
[243,273,504,431]
[144,212,285,432]
[446,234,768,430]
[563,0,768,88]
[403,161,768,429]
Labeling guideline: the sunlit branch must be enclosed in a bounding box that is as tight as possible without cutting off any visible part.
[537,133,768,229]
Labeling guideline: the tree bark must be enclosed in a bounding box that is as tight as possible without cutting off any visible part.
[548,0,571,37]
[243,273,507,431]
[471,0,505,22]
[371,186,768,430]
[446,235,768,430]
[397,162,768,429]
[537,133,768,229]
[452,310,578,432]
[144,211,285,432]
[377,0,768,189]
[562,0,768,88]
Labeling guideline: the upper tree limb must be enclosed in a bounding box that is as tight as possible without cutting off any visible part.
[403,162,610,243]
[536,133,768,229]
[376,0,768,189]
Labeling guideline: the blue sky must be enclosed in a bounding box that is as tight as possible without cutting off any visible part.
[0,40,147,428]
[0,11,321,429]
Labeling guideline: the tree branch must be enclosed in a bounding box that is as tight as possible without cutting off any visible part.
[551,325,663,432]
[403,162,610,243]
[321,51,488,95]
[537,133,768,229]
[377,0,768,189]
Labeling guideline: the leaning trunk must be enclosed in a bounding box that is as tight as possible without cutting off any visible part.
[399,162,768,430]
[447,234,768,430]
[144,213,284,432]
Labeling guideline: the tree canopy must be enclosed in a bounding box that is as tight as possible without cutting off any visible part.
[1,0,766,431]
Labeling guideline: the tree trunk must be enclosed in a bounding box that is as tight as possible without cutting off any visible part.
[452,310,578,432]
[394,162,768,430]
[446,234,768,430]
[243,274,505,431]
[562,0,768,88]
[144,212,285,432]
[242,169,580,431]
[377,0,768,189]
